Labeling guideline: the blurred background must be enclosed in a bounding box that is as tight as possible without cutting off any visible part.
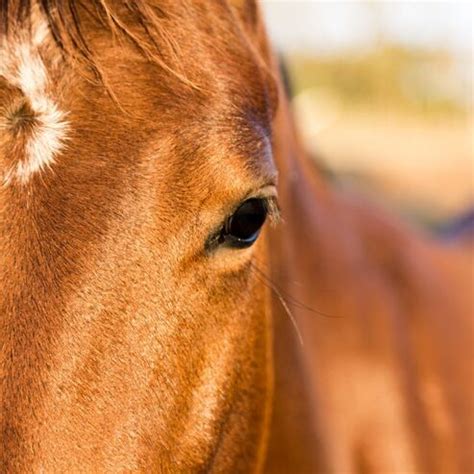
[261,1,473,230]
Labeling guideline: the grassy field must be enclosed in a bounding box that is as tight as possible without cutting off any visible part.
[286,45,473,227]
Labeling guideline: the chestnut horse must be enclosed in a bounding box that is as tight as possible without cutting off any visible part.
[0,1,472,472]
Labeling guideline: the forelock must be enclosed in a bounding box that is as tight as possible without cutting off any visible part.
[0,0,193,86]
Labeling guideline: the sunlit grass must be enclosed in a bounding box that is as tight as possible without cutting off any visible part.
[287,44,471,118]
[286,44,473,227]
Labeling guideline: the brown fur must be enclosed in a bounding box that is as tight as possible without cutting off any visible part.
[0,1,472,472]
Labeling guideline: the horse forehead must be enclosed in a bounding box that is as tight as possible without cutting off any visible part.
[0,1,273,187]
[98,4,274,119]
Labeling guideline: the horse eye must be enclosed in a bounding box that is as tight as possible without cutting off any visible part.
[220,198,268,249]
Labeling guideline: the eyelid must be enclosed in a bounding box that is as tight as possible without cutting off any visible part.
[223,184,278,221]
[252,184,278,199]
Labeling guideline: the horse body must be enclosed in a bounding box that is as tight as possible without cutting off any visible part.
[0,1,472,472]
[266,101,473,471]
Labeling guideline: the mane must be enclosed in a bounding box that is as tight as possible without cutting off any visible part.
[0,0,192,86]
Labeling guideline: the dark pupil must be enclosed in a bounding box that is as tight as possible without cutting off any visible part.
[227,198,267,242]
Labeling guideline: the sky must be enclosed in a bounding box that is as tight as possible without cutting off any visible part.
[261,1,473,60]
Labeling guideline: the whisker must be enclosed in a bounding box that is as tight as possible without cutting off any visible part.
[251,260,342,319]
[251,263,304,347]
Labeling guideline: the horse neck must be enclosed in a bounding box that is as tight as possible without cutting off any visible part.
[262,92,333,470]
[266,88,474,472]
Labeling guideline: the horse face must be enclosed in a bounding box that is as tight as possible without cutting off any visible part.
[0,0,278,470]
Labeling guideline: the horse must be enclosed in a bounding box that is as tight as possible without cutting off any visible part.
[0,1,472,472]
